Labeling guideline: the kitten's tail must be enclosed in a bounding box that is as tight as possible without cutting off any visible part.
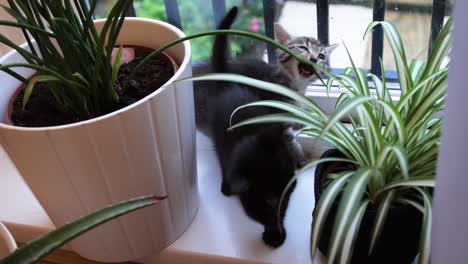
[212,6,238,73]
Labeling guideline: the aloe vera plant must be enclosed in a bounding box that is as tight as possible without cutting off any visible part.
[0,195,166,264]
[184,18,452,264]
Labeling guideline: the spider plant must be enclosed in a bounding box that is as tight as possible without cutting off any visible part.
[183,18,452,264]
[0,195,166,264]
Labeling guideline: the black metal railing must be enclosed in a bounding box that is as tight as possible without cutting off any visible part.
[96,0,450,82]
[371,0,385,77]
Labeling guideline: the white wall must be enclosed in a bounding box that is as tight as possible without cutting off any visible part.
[431,1,468,262]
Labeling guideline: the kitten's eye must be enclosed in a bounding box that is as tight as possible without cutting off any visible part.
[318,53,326,60]
[298,46,308,51]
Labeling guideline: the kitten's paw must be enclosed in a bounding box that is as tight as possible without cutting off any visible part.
[262,229,286,248]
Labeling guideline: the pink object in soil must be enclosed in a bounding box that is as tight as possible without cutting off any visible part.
[111,47,135,65]
[249,17,260,32]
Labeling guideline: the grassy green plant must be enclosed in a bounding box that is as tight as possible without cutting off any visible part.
[183,18,452,264]
[0,195,166,264]
[0,0,134,119]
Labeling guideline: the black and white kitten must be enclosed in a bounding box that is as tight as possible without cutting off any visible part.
[195,7,303,247]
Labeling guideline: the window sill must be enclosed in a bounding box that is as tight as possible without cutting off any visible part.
[0,131,326,264]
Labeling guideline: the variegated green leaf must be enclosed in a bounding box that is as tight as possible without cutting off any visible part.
[318,96,373,141]
[375,177,435,198]
[328,168,372,264]
[415,188,432,264]
[229,100,324,128]
[375,145,409,179]
[310,172,354,258]
[180,73,327,117]
[369,190,395,255]
[278,158,357,242]
[340,199,369,264]
[228,113,314,131]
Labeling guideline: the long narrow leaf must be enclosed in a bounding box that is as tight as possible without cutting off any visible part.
[375,177,435,198]
[230,100,324,128]
[111,45,124,84]
[22,75,61,109]
[369,190,395,255]
[339,199,369,264]
[415,188,432,264]
[328,168,372,264]
[278,158,357,242]
[179,73,327,117]
[310,172,354,258]
[0,196,166,264]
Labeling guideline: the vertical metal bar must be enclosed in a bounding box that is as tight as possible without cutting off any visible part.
[371,0,385,77]
[126,1,136,17]
[164,0,182,30]
[263,0,277,63]
[316,0,329,46]
[429,0,447,54]
[212,0,226,26]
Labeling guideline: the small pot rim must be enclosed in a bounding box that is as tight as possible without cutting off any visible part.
[0,222,17,258]
[0,17,191,132]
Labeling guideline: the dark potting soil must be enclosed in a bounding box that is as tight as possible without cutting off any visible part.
[10,46,175,127]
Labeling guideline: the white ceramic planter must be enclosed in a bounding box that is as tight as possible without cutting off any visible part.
[0,18,198,262]
[0,222,17,259]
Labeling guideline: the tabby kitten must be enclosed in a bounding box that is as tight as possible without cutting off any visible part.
[195,17,337,135]
[274,23,338,90]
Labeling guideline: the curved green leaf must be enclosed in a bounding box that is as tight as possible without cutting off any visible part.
[318,96,373,140]
[415,188,432,264]
[369,190,395,255]
[340,199,369,264]
[229,100,324,128]
[0,195,166,264]
[310,172,354,258]
[111,45,123,84]
[278,158,356,242]
[328,168,373,264]
[228,113,314,131]
[375,177,435,198]
[22,75,61,109]
[375,145,409,179]
[131,29,330,90]
[180,73,327,117]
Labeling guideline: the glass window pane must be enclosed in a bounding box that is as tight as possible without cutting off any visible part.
[95,0,455,75]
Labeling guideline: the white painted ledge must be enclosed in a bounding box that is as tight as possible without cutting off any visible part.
[0,131,326,264]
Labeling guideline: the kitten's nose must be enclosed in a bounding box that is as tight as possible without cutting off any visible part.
[310,57,317,63]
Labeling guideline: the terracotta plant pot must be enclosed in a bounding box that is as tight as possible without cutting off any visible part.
[0,18,198,263]
[314,149,422,264]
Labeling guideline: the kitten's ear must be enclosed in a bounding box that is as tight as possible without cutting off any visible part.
[274,23,291,45]
[325,43,339,53]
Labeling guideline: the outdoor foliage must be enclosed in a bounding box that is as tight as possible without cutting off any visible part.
[134,0,265,61]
